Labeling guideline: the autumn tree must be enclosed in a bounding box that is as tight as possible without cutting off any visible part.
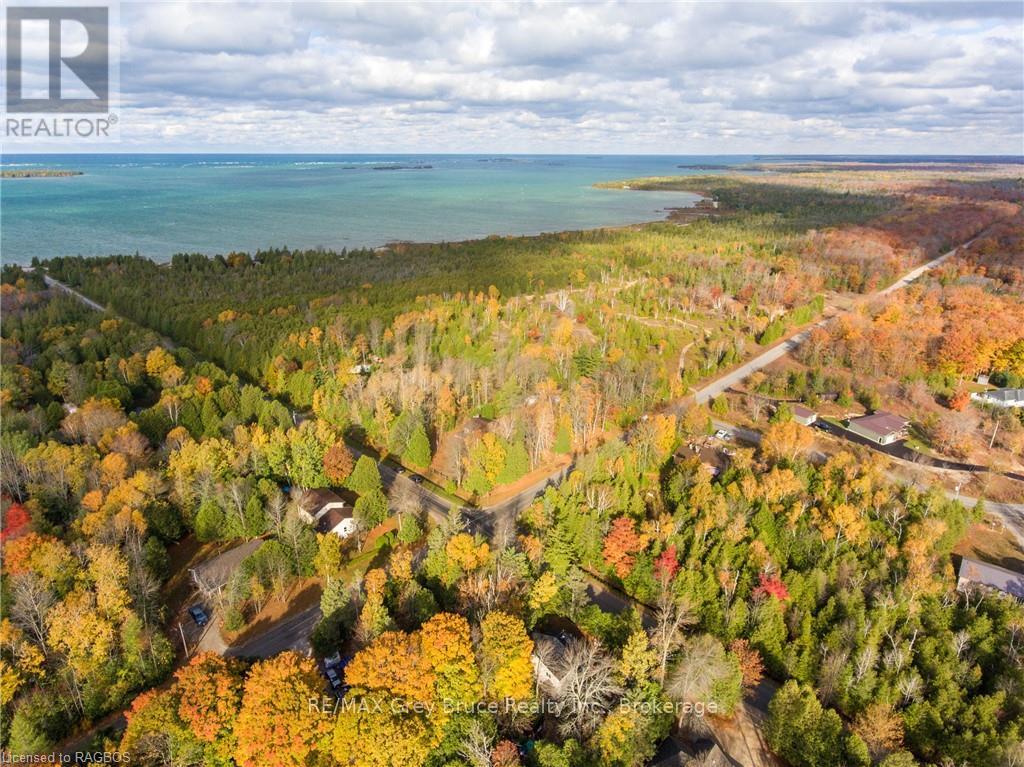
[852,703,904,762]
[618,630,658,687]
[479,610,534,701]
[174,652,243,762]
[233,652,329,767]
[121,689,204,766]
[728,639,764,696]
[760,419,813,463]
[323,443,355,485]
[603,517,645,578]
[335,613,482,767]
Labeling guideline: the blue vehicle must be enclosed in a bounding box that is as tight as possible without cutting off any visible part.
[188,605,209,627]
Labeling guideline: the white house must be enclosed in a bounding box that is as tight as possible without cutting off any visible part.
[296,488,357,539]
[792,404,817,426]
[971,388,1024,409]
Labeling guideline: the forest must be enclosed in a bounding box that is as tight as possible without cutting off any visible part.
[40,176,1017,499]
[3,169,1023,767]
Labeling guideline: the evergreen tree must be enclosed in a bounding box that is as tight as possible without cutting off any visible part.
[405,421,432,470]
[346,455,383,495]
[766,680,845,767]
[354,488,388,529]
[194,499,226,542]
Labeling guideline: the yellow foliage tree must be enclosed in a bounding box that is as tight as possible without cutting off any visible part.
[480,611,534,701]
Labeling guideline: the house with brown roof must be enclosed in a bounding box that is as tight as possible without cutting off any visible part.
[846,411,909,445]
[295,488,357,539]
[792,405,817,426]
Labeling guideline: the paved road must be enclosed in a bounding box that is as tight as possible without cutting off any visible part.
[693,322,830,404]
[464,465,572,539]
[42,274,106,311]
[691,233,981,405]
[226,603,322,659]
[712,414,1024,545]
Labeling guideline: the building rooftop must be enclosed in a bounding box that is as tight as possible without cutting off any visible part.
[958,557,1024,600]
[849,411,909,437]
[793,404,816,419]
[974,388,1024,404]
[296,488,345,513]
[191,539,264,593]
[316,505,354,533]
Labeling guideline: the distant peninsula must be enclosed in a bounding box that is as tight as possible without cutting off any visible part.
[1,169,83,179]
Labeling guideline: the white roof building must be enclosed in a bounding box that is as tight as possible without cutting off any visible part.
[971,388,1024,408]
[957,557,1024,600]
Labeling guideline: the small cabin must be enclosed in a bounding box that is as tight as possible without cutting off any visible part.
[792,405,817,427]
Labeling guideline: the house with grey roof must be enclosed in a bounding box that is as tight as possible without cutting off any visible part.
[846,411,909,445]
[190,539,265,599]
[957,557,1024,600]
[970,388,1024,408]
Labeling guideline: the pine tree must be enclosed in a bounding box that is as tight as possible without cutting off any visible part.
[355,488,388,529]
[405,421,432,470]
[346,455,383,495]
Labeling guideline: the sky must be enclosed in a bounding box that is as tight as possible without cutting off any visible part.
[10,0,1024,154]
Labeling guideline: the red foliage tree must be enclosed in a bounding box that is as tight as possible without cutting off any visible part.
[948,388,970,412]
[753,572,790,602]
[602,517,644,578]
[1,503,31,542]
[654,545,680,584]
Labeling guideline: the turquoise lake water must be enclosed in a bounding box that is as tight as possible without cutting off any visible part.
[0,154,733,264]
[2,154,1013,265]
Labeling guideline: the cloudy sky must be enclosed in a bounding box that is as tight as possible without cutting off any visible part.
[49,1,1024,152]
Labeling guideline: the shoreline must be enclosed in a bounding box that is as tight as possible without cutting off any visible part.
[14,184,706,267]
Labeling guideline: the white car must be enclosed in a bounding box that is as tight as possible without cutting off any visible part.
[713,429,730,440]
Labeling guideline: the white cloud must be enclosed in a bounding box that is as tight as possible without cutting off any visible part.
[92,0,1024,152]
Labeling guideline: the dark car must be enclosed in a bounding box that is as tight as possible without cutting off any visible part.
[410,474,424,484]
[188,605,209,627]
[325,667,343,691]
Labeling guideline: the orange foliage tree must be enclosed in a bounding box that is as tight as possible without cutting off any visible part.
[233,652,329,767]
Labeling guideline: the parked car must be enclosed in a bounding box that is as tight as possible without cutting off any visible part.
[187,605,209,627]
[325,667,343,691]
[324,652,342,668]
[410,474,424,484]
[713,429,730,440]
